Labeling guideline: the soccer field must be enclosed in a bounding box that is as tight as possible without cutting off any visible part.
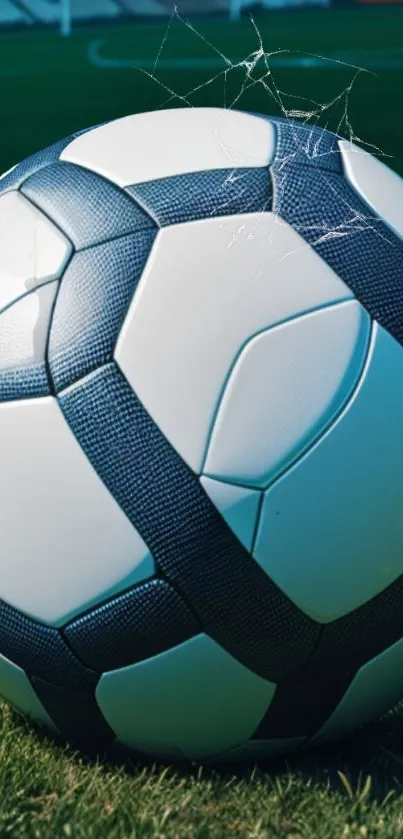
[1,698,403,837]
[0,5,402,177]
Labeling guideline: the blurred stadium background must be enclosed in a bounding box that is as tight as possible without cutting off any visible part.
[0,0,402,177]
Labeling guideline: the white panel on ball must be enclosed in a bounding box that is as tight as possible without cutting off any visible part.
[200,476,261,551]
[204,300,370,489]
[0,652,57,733]
[0,192,72,314]
[0,282,58,370]
[339,140,403,241]
[116,213,353,474]
[97,634,275,760]
[254,322,403,623]
[0,397,155,626]
[61,108,276,186]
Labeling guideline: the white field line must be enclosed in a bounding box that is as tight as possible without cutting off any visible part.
[88,38,403,71]
[0,37,401,77]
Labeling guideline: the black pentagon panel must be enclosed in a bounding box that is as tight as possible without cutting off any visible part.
[64,578,201,672]
[271,162,403,346]
[31,677,114,751]
[126,167,272,227]
[293,573,403,683]
[253,672,354,739]
[0,363,50,403]
[0,599,96,691]
[56,362,319,682]
[0,125,98,197]
[21,162,156,250]
[48,231,156,392]
[271,117,343,173]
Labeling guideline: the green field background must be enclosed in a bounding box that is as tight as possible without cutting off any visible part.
[0,5,402,176]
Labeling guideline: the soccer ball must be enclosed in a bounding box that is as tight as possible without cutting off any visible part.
[0,107,402,762]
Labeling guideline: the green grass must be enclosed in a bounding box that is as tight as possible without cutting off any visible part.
[3,699,403,837]
[0,6,402,176]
